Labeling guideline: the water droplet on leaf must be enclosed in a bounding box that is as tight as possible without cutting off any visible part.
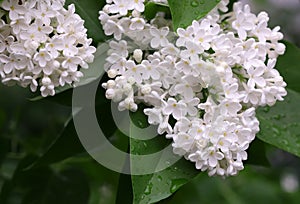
[273,114,281,120]
[170,184,178,193]
[157,175,162,182]
[280,139,288,146]
[190,0,199,7]
[170,178,188,193]
[144,183,153,195]
[271,127,280,136]
[138,120,143,126]
[194,11,200,16]
[262,106,270,113]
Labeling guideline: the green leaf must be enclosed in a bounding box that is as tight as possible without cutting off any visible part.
[0,155,38,203]
[130,121,199,204]
[162,167,289,204]
[57,156,121,204]
[65,0,108,45]
[116,171,133,204]
[277,41,300,93]
[0,109,5,132]
[144,2,171,20]
[21,168,90,204]
[1,155,90,204]
[256,89,300,158]
[131,158,198,204]
[0,138,10,164]
[168,0,219,30]
[0,157,19,181]
[26,118,85,169]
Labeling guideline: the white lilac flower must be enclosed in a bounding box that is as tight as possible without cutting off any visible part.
[141,59,160,80]
[1,0,26,21]
[150,27,169,48]
[0,0,96,97]
[108,0,131,16]
[130,0,145,13]
[162,98,187,120]
[100,0,287,177]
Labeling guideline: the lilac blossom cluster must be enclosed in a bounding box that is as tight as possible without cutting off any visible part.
[100,0,287,176]
[0,0,96,97]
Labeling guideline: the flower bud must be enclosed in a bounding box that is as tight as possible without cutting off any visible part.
[42,77,52,86]
[106,89,115,99]
[107,80,116,88]
[133,49,143,63]
[141,85,151,94]
[108,69,117,78]
[127,76,136,84]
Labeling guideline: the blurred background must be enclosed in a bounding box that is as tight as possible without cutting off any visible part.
[1,0,300,203]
